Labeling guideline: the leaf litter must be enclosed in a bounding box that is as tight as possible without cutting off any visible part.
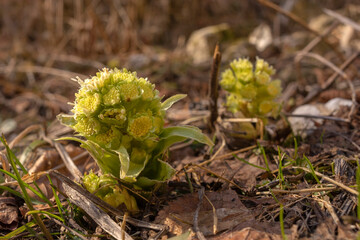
[1,1,360,239]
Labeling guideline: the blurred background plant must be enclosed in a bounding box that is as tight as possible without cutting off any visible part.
[220,57,282,139]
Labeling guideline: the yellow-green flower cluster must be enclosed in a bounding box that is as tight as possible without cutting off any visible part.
[58,68,214,212]
[83,171,139,212]
[220,58,282,119]
[58,67,213,198]
[71,68,163,150]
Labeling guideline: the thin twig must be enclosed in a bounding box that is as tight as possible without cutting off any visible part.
[0,65,86,85]
[50,170,166,232]
[301,51,359,105]
[259,186,337,195]
[313,197,340,225]
[324,8,360,32]
[297,52,358,118]
[284,113,349,123]
[7,124,44,149]
[204,193,218,235]
[193,187,206,240]
[54,142,82,182]
[257,0,344,61]
[193,164,243,191]
[208,44,222,131]
[293,166,358,196]
[294,22,339,87]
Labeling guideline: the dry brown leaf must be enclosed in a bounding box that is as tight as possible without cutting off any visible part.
[0,197,19,231]
[155,189,254,237]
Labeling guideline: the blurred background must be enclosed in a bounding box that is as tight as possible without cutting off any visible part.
[0,0,359,138]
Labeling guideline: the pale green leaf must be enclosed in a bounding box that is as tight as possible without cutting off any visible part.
[154,126,213,156]
[114,146,130,180]
[56,114,76,127]
[135,159,175,188]
[161,94,187,110]
[57,137,120,178]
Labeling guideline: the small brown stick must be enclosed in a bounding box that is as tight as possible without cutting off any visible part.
[324,8,360,32]
[298,52,357,117]
[259,186,337,195]
[0,65,86,85]
[193,187,206,240]
[204,194,218,235]
[208,44,222,132]
[257,0,344,61]
[121,212,129,240]
[214,145,257,161]
[313,197,340,225]
[193,164,243,191]
[301,51,359,105]
[284,113,349,123]
[293,166,358,196]
[294,22,339,87]
[54,142,83,182]
[6,124,44,149]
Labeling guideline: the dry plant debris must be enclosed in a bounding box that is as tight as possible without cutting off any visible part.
[0,1,360,239]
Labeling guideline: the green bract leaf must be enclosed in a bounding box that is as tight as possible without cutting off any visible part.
[57,137,120,178]
[115,146,130,180]
[136,159,176,188]
[56,114,76,127]
[115,146,149,182]
[161,94,187,110]
[154,126,213,157]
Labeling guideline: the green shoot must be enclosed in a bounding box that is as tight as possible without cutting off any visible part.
[0,220,37,239]
[259,144,271,172]
[356,159,360,221]
[47,174,65,222]
[0,168,53,206]
[277,146,284,188]
[0,136,53,240]
[270,191,287,240]
[303,155,320,184]
[233,154,267,171]
[279,203,287,240]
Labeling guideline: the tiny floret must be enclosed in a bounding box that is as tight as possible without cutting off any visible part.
[128,114,153,140]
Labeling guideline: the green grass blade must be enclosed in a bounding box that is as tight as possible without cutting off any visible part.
[303,155,320,184]
[279,204,288,240]
[0,185,24,199]
[233,154,267,171]
[0,169,53,206]
[0,136,53,240]
[356,160,360,221]
[258,144,271,172]
[26,210,65,223]
[47,174,65,222]
[277,146,284,188]
[0,220,37,239]
[24,223,46,240]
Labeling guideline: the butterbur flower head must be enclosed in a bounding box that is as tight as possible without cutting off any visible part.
[128,114,154,140]
[74,92,101,117]
[220,57,282,120]
[58,67,213,197]
[66,68,163,147]
[74,117,101,137]
[119,82,140,102]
